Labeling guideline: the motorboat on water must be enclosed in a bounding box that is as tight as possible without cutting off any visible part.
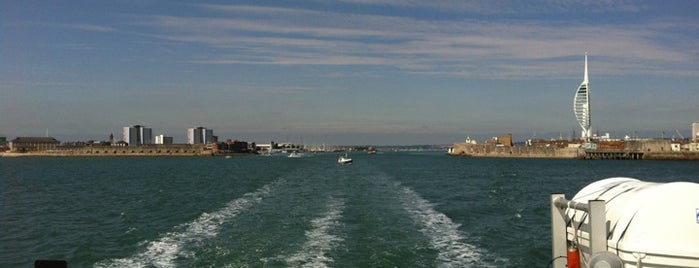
[288,151,302,158]
[338,154,352,164]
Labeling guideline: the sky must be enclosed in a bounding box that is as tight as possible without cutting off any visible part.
[1,0,698,145]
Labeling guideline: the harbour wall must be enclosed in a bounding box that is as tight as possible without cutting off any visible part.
[1,144,213,157]
[643,152,699,161]
[449,143,583,159]
[449,141,699,160]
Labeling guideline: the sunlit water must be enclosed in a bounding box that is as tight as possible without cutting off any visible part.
[2,152,698,267]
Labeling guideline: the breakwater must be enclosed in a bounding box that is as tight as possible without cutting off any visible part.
[643,151,699,161]
[1,144,213,157]
[449,141,699,160]
[449,143,582,159]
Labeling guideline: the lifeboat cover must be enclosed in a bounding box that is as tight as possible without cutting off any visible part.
[569,177,699,267]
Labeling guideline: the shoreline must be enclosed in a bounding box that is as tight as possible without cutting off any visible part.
[448,143,699,161]
[0,144,254,158]
[0,151,256,158]
[1,152,213,157]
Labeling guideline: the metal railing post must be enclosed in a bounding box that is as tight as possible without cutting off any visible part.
[551,194,567,268]
[588,200,607,255]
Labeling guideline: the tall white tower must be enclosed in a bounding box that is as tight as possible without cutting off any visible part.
[573,54,591,141]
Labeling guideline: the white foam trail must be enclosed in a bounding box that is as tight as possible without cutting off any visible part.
[399,186,486,267]
[286,197,345,268]
[95,179,284,268]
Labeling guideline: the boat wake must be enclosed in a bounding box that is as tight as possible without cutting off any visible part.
[286,196,345,267]
[95,179,285,268]
[397,184,490,267]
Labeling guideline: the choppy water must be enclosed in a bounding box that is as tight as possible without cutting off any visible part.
[2,152,698,267]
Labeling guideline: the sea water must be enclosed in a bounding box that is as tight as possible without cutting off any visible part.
[2,152,698,267]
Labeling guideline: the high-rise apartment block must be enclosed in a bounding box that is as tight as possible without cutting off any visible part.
[155,134,173,145]
[187,127,215,144]
[123,125,152,146]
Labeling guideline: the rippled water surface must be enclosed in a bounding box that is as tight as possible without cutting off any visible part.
[2,152,698,267]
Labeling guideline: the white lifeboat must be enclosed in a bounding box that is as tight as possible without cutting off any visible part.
[565,177,699,268]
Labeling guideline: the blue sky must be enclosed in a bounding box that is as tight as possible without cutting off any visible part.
[1,0,698,145]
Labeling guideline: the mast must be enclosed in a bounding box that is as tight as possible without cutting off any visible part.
[583,53,589,84]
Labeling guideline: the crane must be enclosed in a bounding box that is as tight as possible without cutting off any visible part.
[675,129,685,140]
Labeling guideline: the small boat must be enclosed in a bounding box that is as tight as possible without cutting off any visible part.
[288,151,302,158]
[338,154,352,165]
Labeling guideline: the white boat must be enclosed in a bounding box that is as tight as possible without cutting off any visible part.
[288,151,302,158]
[337,154,352,164]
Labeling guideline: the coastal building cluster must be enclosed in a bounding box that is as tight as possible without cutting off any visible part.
[119,125,217,146]
[0,125,261,156]
[449,56,699,160]
[448,125,699,160]
[0,124,359,157]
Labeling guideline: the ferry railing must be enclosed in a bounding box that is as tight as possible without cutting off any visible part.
[550,194,607,268]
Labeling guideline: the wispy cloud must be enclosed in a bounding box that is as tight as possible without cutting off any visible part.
[131,3,695,78]
[334,0,646,13]
[62,23,116,32]
[17,21,117,32]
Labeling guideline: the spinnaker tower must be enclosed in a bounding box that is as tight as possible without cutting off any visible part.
[573,54,591,141]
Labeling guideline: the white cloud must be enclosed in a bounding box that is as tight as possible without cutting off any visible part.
[11,21,117,32]
[132,3,696,78]
[333,0,646,13]
[64,23,116,32]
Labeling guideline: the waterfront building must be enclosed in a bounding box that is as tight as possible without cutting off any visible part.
[155,134,174,145]
[219,139,250,153]
[693,121,699,142]
[122,125,152,146]
[573,54,591,141]
[484,133,513,147]
[10,137,60,152]
[187,127,215,144]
